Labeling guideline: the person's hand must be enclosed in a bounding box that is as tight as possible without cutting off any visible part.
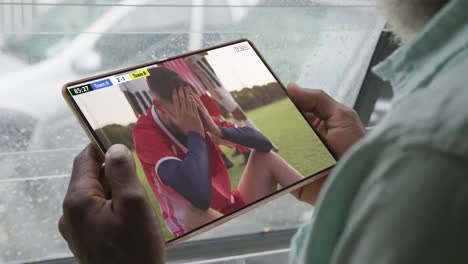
[168,86,205,136]
[287,84,366,205]
[287,83,365,158]
[192,93,222,137]
[58,144,164,264]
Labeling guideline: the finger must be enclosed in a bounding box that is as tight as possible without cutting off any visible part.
[317,121,327,136]
[187,88,200,110]
[185,86,197,106]
[305,112,320,128]
[304,112,317,124]
[287,83,339,120]
[307,112,318,122]
[99,164,112,199]
[186,87,198,113]
[105,144,147,211]
[194,95,209,115]
[194,94,202,105]
[58,215,70,242]
[290,188,301,200]
[299,176,327,205]
[172,88,181,109]
[193,94,204,110]
[189,95,198,114]
[178,86,188,110]
[314,120,321,129]
[185,85,196,96]
[58,216,78,256]
[305,113,327,138]
[67,144,105,197]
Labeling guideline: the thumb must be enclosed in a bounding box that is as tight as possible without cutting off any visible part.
[287,83,338,121]
[105,144,146,210]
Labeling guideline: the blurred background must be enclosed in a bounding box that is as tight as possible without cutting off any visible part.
[0,0,397,263]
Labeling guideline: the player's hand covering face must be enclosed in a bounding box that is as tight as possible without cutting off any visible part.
[192,94,222,137]
[58,144,164,264]
[166,86,205,136]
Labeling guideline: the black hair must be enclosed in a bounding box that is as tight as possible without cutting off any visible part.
[146,66,189,103]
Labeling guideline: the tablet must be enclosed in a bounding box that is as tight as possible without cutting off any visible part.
[62,39,336,247]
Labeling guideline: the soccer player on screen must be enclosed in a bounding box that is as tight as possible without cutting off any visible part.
[185,53,279,154]
[159,57,239,168]
[133,67,304,237]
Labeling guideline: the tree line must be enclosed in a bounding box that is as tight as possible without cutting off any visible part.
[230,82,287,112]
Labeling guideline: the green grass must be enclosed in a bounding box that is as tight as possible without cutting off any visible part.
[133,98,336,241]
[224,98,336,189]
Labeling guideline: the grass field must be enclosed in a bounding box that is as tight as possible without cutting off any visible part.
[133,98,336,241]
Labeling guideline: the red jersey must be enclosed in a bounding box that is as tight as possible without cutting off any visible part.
[132,106,235,237]
[199,94,224,117]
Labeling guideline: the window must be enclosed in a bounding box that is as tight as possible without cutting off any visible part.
[2,0,110,64]
[0,1,383,263]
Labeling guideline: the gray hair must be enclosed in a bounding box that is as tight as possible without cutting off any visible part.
[378,0,450,43]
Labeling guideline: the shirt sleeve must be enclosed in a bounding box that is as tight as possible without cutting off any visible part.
[220,126,273,152]
[157,132,212,210]
[211,116,236,128]
[211,116,273,152]
[330,147,468,264]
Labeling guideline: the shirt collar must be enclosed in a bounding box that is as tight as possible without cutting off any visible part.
[373,0,468,102]
[150,106,188,153]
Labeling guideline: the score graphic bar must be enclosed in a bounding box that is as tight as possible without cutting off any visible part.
[68,67,152,96]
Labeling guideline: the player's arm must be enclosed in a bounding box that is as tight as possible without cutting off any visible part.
[219,126,273,152]
[158,87,212,210]
[192,94,273,152]
[158,132,212,210]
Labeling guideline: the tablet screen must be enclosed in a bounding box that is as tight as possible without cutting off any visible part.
[65,40,336,244]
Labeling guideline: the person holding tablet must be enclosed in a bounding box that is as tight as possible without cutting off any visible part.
[58,1,468,263]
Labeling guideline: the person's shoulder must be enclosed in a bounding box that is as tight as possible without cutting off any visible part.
[134,113,152,130]
[132,115,174,165]
[133,107,160,133]
[132,112,165,145]
[368,65,468,160]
